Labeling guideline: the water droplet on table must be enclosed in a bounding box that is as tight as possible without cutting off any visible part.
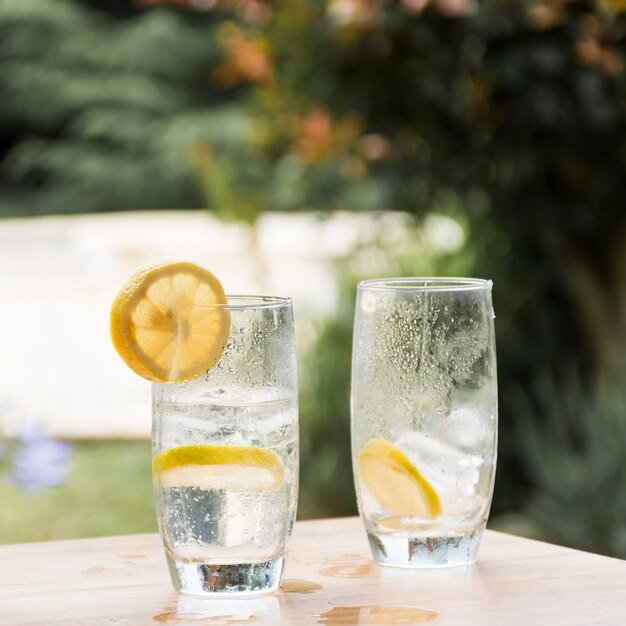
[280,579,322,593]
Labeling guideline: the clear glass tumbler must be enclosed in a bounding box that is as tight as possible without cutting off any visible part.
[152,296,298,595]
[351,278,497,567]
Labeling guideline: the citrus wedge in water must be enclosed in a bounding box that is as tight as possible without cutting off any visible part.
[153,444,286,492]
[110,260,230,382]
[358,438,442,519]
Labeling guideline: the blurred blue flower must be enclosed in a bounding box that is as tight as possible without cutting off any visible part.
[9,424,72,492]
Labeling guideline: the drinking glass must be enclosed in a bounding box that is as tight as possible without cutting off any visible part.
[152,296,298,595]
[351,278,497,567]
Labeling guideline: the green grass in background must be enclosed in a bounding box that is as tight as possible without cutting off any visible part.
[0,441,156,543]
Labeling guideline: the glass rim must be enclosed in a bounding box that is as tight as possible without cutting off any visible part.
[358,277,493,293]
[196,295,292,311]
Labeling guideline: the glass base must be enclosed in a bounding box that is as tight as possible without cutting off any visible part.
[166,555,284,596]
[367,527,484,568]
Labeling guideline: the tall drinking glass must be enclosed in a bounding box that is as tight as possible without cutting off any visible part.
[351,278,497,567]
[152,296,298,595]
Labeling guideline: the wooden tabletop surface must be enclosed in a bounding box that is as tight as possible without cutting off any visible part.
[1,517,625,625]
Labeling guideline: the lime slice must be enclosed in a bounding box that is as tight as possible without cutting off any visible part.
[110,260,230,382]
[358,438,442,519]
[153,444,286,492]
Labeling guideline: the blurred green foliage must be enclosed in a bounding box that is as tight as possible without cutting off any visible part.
[1,0,626,555]
[515,369,626,557]
[0,0,231,213]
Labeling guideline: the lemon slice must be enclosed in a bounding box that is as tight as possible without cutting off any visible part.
[154,444,286,492]
[358,438,442,519]
[110,261,230,382]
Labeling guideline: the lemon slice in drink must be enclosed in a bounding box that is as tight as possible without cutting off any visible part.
[110,261,230,382]
[154,445,286,492]
[358,438,442,519]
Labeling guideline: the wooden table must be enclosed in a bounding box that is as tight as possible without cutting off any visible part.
[1,517,625,625]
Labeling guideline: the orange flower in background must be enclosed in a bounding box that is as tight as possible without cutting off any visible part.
[523,3,625,76]
[573,10,625,76]
[434,0,473,17]
[327,0,387,36]
[234,0,272,23]
[289,108,333,162]
[527,2,567,31]
[288,108,365,163]
[575,40,624,75]
[400,0,429,14]
[211,21,273,87]
[357,134,392,161]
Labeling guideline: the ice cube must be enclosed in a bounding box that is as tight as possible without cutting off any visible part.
[455,456,483,495]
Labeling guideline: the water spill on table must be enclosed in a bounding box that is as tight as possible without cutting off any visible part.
[280,579,323,593]
[317,554,374,579]
[153,611,258,624]
[316,605,438,625]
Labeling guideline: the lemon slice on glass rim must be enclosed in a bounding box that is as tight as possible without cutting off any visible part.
[110,260,230,382]
[153,444,286,492]
[358,438,442,519]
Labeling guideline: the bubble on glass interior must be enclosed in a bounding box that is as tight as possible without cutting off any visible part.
[183,306,297,405]
[360,290,378,313]
[353,289,495,448]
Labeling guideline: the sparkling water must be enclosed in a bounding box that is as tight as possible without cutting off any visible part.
[352,279,498,567]
[353,398,497,567]
[153,391,298,594]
